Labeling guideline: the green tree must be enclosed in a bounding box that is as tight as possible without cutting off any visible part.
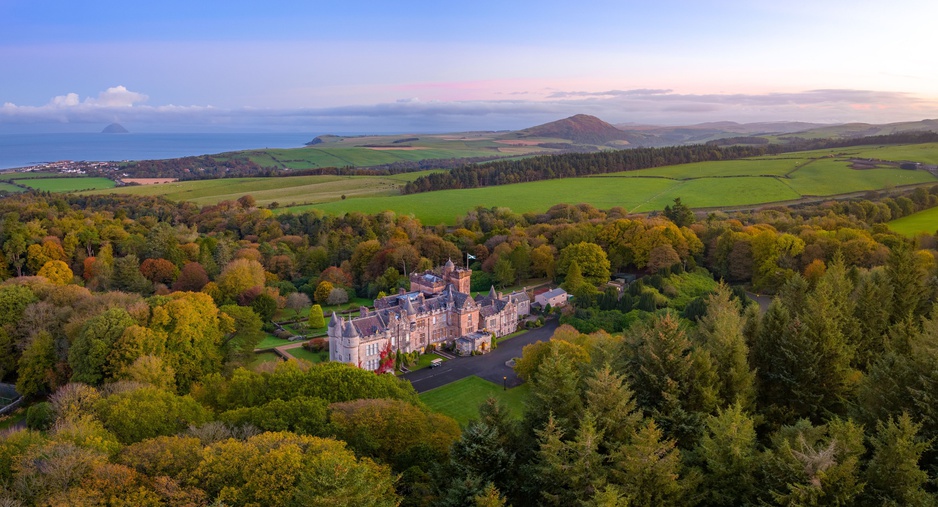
[309,304,325,328]
[94,385,211,444]
[493,257,516,289]
[16,331,58,397]
[627,313,718,446]
[535,414,608,506]
[562,260,586,294]
[860,413,934,507]
[610,419,693,506]
[251,292,278,322]
[69,307,136,385]
[329,398,460,472]
[663,197,695,227]
[192,431,399,507]
[558,242,611,287]
[695,284,755,409]
[695,403,760,506]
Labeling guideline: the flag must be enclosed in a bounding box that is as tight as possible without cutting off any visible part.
[467,253,476,260]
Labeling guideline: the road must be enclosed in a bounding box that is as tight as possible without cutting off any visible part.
[403,320,559,393]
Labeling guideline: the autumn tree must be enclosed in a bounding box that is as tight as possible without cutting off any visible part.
[37,260,74,285]
[140,258,179,285]
[557,242,611,286]
[172,261,209,292]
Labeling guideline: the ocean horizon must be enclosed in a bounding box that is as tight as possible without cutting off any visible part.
[0,132,320,170]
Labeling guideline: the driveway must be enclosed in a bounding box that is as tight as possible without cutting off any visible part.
[403,320,559,393]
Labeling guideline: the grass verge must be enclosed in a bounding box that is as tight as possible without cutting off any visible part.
[419,376,529,426]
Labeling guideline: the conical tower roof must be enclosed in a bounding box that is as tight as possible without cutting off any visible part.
[344,318,359,337]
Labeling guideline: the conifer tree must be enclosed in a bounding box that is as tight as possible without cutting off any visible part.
[861,413,934,507]
[610,419,693,506]
[695,284,756,409]
[695,403,760,506]
[627,313,718,446]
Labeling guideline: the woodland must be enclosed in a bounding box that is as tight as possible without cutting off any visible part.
[1,180,938,505]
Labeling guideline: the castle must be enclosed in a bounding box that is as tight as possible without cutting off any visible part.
[328,260,529,370]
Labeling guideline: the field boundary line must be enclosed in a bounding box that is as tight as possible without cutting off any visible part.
[629,180,685,213]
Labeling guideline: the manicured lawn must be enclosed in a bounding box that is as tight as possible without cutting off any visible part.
[889,206,938,236]
[16,177,116,192]
[402,352,448,373]
[420,376,530,426]
[287,347,328,363]
[256,334,296,350]
[250,351,281,368]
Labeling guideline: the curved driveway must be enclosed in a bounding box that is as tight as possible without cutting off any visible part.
[403,320,559,393]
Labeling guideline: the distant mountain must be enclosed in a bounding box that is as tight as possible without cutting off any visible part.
[101,123,129,134]
[514,114,632,145]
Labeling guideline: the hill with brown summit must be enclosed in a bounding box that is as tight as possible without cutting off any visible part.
[515,114,632,145]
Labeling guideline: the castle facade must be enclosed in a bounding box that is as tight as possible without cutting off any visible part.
[328,260,527,370]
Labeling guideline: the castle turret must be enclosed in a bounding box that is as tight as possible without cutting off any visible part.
[443,258,455,276]
[328,312,342,361]
[345,318,360,366]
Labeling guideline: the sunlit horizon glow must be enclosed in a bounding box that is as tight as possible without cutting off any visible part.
[2,0,937,133]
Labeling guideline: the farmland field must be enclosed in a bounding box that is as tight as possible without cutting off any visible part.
[419,376,530,426]
[228,133,563,170]
[78,143,938,224]
[16,177,116,192]
[783,158,935,196]
[888,206,938,236]
[0,183,25,193]
[0,171,62,181]
[592,157,803,179]
[84,171,439,207]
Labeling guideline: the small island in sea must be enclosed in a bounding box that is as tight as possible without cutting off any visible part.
[101,123,129,133]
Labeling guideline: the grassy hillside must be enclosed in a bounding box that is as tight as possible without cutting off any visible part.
[84,171,439,207]
[889,207,938,236]
[78,142,938,224]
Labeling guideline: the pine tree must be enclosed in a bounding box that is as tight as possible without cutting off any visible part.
[695,283,756,410]
[861,413,934,507]
[584,366,642,450]
[563,260,585,294]
[610,419,693,506]
[695,403,760,506]
[627,313,718,446]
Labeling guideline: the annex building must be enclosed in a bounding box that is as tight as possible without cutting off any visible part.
[329,260,528,370]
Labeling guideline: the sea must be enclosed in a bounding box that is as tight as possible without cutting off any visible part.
[0,132,317,170]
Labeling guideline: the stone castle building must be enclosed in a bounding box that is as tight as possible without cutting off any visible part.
[329,260,528,370]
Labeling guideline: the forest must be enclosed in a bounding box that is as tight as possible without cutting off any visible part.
[2,181,938,505]
[402,131,938,194]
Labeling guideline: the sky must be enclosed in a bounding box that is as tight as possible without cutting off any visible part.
[2,0,938,133]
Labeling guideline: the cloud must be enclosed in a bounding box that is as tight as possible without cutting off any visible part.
[86,85,148,107]
[2,86,937,132]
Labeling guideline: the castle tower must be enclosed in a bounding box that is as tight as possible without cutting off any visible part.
[344,318,360,366]
[449,268,472,294]
[328,312,342,362]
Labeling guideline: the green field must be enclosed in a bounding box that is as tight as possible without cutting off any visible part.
[226,132,562,170]
[888,206,938,236]
[0,171,62,181]
[419,376,530,426]
[783,158,935,196]
[76,143,938,224]
[84,172,438,208]
[0,182,25,193]
[592,158,802,179]
[16,177,116,192]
